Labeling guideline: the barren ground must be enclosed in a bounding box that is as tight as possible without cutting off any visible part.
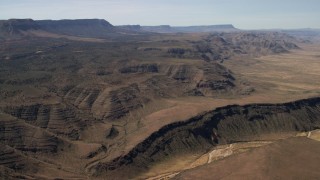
[124,43,320,158]
[130,44,320,179]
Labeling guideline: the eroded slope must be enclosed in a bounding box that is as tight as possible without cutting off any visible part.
[90,97,320,179]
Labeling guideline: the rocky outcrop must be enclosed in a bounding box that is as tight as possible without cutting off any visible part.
[167,48,194,58]
[166,64,196,82]
[2,104,87,140]
[136,63,238,98]
[166,32,300,61]
[36,19,115,38]
[119,64,159,74]
[0,117,63,153]
[0,19,39,33]
[64,87,101,110]
[141,75,177,98]
[0,144,37,172]
[107,84,150,120]
[0,19,39,40]
[196,63,235,92]
[197,79,234,90]
[89,97,320,178]
[227,32,300,55]
[0,138,82,179]
[106,126,119,139]
[4,75,52,85]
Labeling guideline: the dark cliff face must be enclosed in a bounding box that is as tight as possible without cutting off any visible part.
[0,19,39,32]
[90,97,320,178]
[0,19,39,39]
[36,19,116,37]
[2,103,87,140]
[0,19,118,39]
[36,19,113,31]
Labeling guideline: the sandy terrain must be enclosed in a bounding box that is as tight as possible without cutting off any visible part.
[123,44,320,157]
[130,44,320,179]
[174,137,320,180]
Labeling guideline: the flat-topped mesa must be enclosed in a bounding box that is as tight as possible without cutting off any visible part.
[141,25,174,33]
[37,19,113,29]
[117,25,142,31]
[140,24,238,33]
[174,24,237,33]
[36,19,116,37]
[0,19,39,32]
[0,18,119,39]
[206,24,235,29]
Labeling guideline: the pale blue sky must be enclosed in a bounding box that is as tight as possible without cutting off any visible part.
[0,0,319,29]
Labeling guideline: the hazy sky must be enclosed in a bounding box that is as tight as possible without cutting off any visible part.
[1,0,319,29]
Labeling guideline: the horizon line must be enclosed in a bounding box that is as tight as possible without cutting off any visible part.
[1,18,320,30]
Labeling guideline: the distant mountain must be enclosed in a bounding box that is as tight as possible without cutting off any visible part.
[118,25,142,31]
[36,19,116,38]
[175,24,238,32]
[0,19,39,32]
[0,19,141,41]
[133,24,238,33]
[0,19,238,41]
[280,29,320,42]
[1,18,317,43]
[0,19,39,40]
[141,25,175,33]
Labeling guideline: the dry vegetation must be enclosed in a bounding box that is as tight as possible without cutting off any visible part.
[174,136,320,180]
[135,44,320,179]
[225,43,320,100]
[1,19,320,179]
[143,128,320,180]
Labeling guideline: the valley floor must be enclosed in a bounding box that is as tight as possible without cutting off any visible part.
[142,130,320,180]
[1,38,320,179]
[125,44,320,179]
[124,43,320,156]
